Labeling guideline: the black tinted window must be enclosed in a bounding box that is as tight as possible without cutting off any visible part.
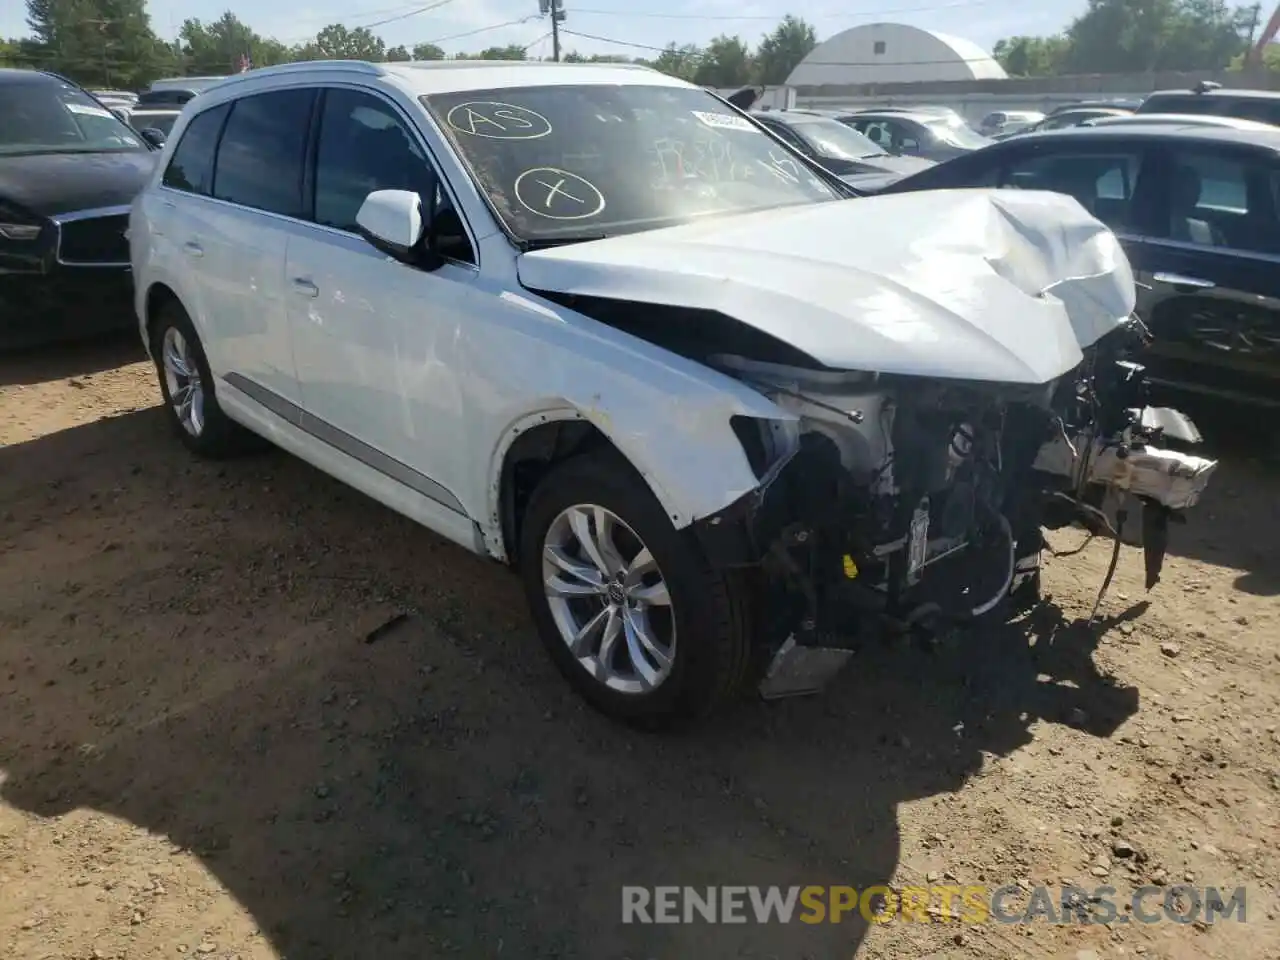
[213,90,314,217]
[313,88,435,232]
[998,149,1144,229]
[1155,147,1280,253]
[162,103,229,195]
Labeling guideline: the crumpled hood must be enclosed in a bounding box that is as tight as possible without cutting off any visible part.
[517,188,1136,385]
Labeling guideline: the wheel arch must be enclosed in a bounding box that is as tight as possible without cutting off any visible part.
[143,281,183,348]
[489,409,679,566]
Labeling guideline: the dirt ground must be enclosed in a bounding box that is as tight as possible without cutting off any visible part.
[1,335,1277,960]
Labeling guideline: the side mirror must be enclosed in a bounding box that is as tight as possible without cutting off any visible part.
[900,139,920,154]
[355,189,441,269]
[139,127,166,148]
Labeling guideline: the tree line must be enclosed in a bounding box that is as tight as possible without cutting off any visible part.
[0,0,818,91]
[4,0,1278,93]
[992,0,1274,77]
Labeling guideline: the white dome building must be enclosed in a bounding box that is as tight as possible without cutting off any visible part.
[787,23,1007,87]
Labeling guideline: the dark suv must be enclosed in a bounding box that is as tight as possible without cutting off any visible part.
[0,69,158,348]
[1137,81,1280,126]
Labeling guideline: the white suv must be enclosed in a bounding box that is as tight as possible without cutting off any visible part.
[130,60,1215,726]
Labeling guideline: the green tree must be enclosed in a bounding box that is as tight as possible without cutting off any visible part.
[411,41,445,60]
[1062,0,1249,73]
[313,23,385,60]
[386,44,410,61]
[180,12,291,75]
[650,42,701,82]
[477,43,526,60]
[692,34,752,87]
[753,14,816,84]
[26,0,170,88]
[992,35,1070,76]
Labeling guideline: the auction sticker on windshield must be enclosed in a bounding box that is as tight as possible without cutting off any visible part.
[692,111,754,132]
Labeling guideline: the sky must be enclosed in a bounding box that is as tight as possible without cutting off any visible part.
[3,0,1089,59]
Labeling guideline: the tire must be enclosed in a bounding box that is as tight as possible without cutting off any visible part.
[150,300,261,458]
[518,452,755,728]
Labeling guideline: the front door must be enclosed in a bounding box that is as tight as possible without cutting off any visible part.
[285,85,480,516]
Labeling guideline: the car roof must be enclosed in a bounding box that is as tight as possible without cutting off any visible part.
[1146,87,1280,101]
[996,123,1280,151]
[194,59,681,101]
[0,68,66,85]
[1085,112,1275,130]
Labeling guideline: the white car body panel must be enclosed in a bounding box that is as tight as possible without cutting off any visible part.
[519,188,1136,385]
[130,60,1140,568]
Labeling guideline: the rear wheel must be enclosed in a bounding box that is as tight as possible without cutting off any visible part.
[518,453,755,727]
[151,301,261,457]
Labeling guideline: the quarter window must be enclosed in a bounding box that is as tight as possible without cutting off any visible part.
[213,89,314,217]
[997,150,1143,229]
[162,103,229,195]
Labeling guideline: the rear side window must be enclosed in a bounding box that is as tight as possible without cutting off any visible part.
[998,149,1144,229]
[162,103,229,195]
[213,89,315,217]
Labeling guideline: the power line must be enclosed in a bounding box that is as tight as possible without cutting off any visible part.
[569,0,1003,20]
[359,0,460,30]
[421,16,542,45]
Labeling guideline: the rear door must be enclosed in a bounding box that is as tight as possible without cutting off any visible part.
[1121,142,1280,407]
[201,87,315,408]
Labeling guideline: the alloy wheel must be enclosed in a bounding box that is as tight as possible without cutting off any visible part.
[161,326,205,437]
[541,504,676,694]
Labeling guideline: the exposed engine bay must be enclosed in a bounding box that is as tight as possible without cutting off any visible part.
[679,315,1219,698]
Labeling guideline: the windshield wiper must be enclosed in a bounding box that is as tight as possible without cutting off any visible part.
[521,234,608,251]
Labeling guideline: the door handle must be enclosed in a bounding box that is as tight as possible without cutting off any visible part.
[291,277,319,298]
[1153,272,1214,290]
[182,241,203,258]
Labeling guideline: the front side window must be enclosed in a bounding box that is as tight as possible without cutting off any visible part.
[314,88,436,232]
[213,89,314,217]
[422,84,840,242]
[0,78,146,157]
[162,103,230,195]
[998,149,1143,229]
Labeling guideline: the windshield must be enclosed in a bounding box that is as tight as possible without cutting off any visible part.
[0,79,145,156]
[927,118,991,150]
[785,117,887,159]
[422,84,842,242]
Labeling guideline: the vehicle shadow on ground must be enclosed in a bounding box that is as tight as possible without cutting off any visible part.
[0,332,146,388]
[1,409,1141,958]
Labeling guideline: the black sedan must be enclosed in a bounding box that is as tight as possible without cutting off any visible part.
[1,69,158,349]
[882,124,1280,409]
[751,110,935,188]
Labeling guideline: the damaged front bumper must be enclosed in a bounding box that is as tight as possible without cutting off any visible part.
[694,357,1219,701]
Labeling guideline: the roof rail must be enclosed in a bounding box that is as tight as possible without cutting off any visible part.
[205,60,386,90]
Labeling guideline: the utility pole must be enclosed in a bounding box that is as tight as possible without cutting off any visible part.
[1247,3,1262,46]
[539,0,565,61]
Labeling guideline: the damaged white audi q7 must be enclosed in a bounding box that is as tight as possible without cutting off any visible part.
[130,60,1217,725]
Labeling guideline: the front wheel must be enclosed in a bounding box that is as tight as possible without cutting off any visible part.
[518,453,755,727]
